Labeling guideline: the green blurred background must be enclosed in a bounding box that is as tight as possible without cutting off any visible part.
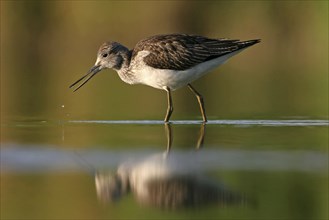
[1,2,328,219]
[1,1,328,121]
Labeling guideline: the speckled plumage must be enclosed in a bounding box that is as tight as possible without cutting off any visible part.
[132,34,259,71]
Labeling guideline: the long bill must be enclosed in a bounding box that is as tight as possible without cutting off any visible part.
[69,65,102,92]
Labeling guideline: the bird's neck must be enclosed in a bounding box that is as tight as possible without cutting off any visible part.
[114,49,136,84]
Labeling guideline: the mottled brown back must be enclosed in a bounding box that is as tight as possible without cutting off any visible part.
[132,34,260,71]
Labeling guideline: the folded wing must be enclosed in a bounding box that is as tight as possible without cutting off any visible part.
[132,34,260,71]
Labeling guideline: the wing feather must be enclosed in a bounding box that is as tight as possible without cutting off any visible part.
[131,34,260,71]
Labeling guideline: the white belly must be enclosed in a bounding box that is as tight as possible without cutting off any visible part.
[130,49,245,91]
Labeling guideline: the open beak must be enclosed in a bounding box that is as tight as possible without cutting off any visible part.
[69,65,102,92]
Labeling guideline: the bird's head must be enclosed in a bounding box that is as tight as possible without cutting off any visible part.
[69,41,129,91]
[95,41,128,70]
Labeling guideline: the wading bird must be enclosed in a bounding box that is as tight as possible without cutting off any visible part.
[70,34,260,122]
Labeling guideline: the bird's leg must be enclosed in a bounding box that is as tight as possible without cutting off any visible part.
[188,84,207,122]
[164,87,173,122]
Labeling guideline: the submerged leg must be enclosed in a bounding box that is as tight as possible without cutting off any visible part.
[187,84,207,122]
[164,87,173,122]
[196,123,206,149]
[164,123,173,155]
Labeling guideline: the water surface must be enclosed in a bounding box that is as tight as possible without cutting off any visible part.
[1,119,328,219]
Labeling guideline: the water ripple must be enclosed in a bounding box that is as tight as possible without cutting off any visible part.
[69,119,328,126]
[1,145,328,173]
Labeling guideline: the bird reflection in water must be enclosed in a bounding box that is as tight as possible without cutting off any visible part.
[95,123,247,209]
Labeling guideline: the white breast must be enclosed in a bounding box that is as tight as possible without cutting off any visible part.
[130,49,246,91]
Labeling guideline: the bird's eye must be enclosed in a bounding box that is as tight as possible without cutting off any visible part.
[102,53,108,58]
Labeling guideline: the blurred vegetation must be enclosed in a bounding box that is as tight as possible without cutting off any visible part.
[1,1,328,121]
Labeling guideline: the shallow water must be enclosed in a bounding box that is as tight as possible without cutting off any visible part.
[1,119,328,219]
